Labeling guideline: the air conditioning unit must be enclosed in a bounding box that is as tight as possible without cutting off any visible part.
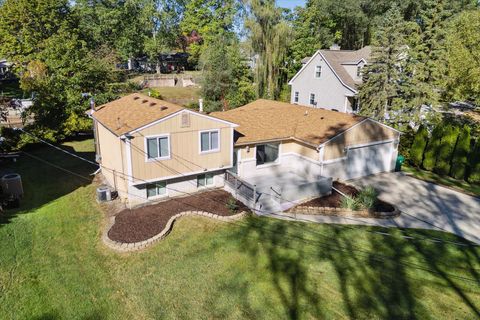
[96,185,112,202]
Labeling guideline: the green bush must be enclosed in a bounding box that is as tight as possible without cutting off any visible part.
[356,186,378,210]
[422,124,444,171]
[450,125,471,180]
[340,196,360,211]
[434,125,459,176]
[467,141,480,184]
[410,125,429,167]
[226,197,239,214]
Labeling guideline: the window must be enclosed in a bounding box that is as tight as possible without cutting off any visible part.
[200,130,219,153]
[315,65,322,78]
[309,93,316,106]
[294,91,299,103]
[146,135,170,160]
[256,144,279,166]
[146,181,167,198]
[356,65,362,78]
[197,173,214,187]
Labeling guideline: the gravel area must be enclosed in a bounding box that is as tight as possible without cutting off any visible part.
[108,189,248,243]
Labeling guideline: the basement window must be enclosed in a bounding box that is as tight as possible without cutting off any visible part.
[197,173,214,188]
[146,181,167,198]
[256,144,279,166]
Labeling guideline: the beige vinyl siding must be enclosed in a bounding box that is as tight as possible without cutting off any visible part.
[130,112,233,181]
[323,119,400,160]
[96,121,128,195]
[282,140,319,160]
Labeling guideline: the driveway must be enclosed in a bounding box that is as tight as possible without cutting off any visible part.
[272,172,480,245]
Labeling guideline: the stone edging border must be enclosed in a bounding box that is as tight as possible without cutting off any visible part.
[102,211,248,252]
[290,205,401,219]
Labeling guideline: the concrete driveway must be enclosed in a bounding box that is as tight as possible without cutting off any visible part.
[271,172,480,245]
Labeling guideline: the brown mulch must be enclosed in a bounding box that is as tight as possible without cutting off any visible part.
[296,181,395,213]
[108,189,248,243]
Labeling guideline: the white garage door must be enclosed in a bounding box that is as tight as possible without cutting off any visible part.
[346,141,395,179]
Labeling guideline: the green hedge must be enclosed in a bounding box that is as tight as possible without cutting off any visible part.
[422,125,444,171]
[450,125,471,180]
[468,141,480,184]
[410,125,429,167]
[434,125,459,176]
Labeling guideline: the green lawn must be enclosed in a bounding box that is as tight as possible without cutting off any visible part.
[143,86,200,107]
[0,140,479,319]
[403,163,480,197]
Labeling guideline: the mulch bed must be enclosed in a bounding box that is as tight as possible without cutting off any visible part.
[108,189,248,243]
[297,181,395,213]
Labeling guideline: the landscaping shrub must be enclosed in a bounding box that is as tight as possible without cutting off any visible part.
[410,125,429,167]
[422,124,444,171]
[434,125,460,176]
[356,186,378,210]
[467,141,480,184]
[450,125,471,180]
[340,196,360,211]
[226,197,239,214]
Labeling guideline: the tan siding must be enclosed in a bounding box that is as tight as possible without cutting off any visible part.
[96,122,128,195]
[324,119,400,160]
[239,145,255,160]
[282,140,319,160]
[130,112,233,181]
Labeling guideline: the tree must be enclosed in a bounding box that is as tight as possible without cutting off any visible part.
[357,6,411,121]
[245,0,292,99]
[422,123,443,171]
[199,36,254,111]
[434,124,459,175]
[450,125,471,180]
[468,141,480,184]
[443,10,480,105]
[410,125,429,167]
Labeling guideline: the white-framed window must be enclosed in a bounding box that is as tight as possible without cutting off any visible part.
[309,93,316,106]
[256,143,279,166]
[199,129,220,153]
[197,173,214,187]
[146,134,170,160]
[146,181,167,198]
[294,91,299,103]
[315,65,322,78]
[356,65,362,78]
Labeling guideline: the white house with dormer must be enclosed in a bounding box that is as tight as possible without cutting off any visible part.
[288,45,371,113]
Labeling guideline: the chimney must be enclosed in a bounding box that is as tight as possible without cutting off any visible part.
[199,98,204,113]
[329,43,341,51]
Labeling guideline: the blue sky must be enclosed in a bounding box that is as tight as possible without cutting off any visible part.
[276,0,306,10]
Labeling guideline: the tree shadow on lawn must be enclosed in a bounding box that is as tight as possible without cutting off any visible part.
[0,142,96,228]
[227,216,480,319]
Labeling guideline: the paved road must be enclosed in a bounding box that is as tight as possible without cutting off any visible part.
[270,172,480,245]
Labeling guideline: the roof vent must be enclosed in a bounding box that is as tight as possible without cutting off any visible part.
[160,106,168,111]
[321,117,324,120]
[133,96,140,100]
[142,99,148,103]
[149,102,157,107]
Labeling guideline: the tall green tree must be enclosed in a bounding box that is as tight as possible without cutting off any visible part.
[434,124,459,175]
[245,0,292,99]
[357,6,411,121]
[468,140,480,184]
[422,123,444,171]
[450,125,471,180]
[410,125,429,167]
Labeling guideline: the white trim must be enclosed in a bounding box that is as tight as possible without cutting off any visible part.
[282,152,321,165]
[288,51,357,94]
[131,167,228,186]
[199,129,221,154]
[344,96,348,113]
[322,156,348,164]
[230,127,234,167]
[367,118,403,134]
[345,139,395,151]
[319,146,325,176]
[129,109,238,135]
[125,139,133,186]
[241,158,256,162]
[144,133,171,162]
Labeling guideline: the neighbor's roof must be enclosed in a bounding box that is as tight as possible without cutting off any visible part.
[211,99,366,146]
[92,93,184,136]
[319,46,371,89]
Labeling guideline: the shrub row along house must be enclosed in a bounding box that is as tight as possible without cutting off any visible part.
[90,93,400,211]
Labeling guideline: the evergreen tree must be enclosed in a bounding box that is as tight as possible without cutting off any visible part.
[468,141,480,184]
[434,124,459,175]
[245,0,292,99]
[358,6,410,121]
[422,123,444,171]
[450,125,471,180]
[410,125,429,167]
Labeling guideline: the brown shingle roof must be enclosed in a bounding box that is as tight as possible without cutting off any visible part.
[92,93,184,135]
[320,46,371,89]
[212,99,365,146]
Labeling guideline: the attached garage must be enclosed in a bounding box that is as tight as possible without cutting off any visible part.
[345,140,397,179]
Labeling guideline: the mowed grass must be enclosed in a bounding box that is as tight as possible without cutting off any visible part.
[0,140,479,319]
[143,86,201,107]
[403,163,480,197]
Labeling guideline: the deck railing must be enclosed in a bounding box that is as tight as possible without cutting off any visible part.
[225,171,258,206]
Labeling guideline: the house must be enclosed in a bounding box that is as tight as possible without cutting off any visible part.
[288,45,371,113]
[91,94,400,211]
[89,93,238,207]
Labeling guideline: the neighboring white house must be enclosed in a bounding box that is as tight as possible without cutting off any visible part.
[289,45,371,113]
